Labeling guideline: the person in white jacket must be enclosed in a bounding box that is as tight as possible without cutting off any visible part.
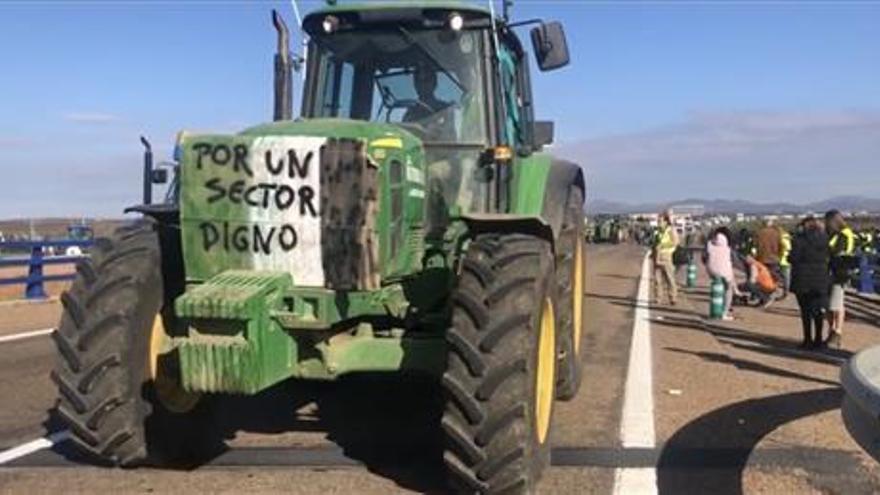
[704,227,742,320]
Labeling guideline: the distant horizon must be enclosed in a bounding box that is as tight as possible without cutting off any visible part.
[585,194,880,215]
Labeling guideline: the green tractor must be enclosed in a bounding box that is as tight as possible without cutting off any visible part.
[51,2,585,492]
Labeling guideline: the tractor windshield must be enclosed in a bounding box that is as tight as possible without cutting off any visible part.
[306,28,488,145]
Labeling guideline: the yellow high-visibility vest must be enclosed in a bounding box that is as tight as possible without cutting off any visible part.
[780,230,792,267]
[830,226,856,256]
[656,226,677,255]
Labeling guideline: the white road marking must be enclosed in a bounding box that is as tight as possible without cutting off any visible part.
[613,252,658,495]
[0,328,54,344]
[0,430,70,465]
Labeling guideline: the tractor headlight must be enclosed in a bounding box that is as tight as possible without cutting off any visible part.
[448,12,464,31]
[322,15,339,34]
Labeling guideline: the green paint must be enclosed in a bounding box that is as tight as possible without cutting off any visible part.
[322,334,446,376]
[510,152,553,216]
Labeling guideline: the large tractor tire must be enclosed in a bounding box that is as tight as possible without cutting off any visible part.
[51,220,210,466]
[556,187,585,400]
[442,233,559,494]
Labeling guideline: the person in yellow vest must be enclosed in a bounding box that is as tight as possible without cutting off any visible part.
[779,226,792,298]
[652,211,679,305]
[825,210,856,348]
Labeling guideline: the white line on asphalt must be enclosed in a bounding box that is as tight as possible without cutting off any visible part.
[0,328,55,344]
[613,252,658,495]
[0,430,70,465]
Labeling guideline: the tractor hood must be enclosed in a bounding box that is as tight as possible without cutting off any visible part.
[178,118,426,289]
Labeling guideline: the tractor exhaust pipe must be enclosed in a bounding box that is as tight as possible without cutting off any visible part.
[140,136,153,205]
[273,10,293,121]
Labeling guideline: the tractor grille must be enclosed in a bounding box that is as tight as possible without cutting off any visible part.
[320,138,381,291]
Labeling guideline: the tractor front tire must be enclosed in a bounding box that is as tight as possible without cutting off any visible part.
[556,187,585,400]
[443,233,559,494]
[51,220,211,466]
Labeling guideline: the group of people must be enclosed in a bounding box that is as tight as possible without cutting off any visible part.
[651,209,863,349]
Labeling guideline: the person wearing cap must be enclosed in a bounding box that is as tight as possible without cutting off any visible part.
[825,209,857,348]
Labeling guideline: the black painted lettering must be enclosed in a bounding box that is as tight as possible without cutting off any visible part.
[233,144,252,176]
[200,222,219,251]
[265,150,284,176]
[299,186,317,217]
[193,143,212,169]
[244,183,261,207]
[232,225,249,251]
[253,225,275,254]
[259,183,277,208]
[289,150,313,179]
[204,178,226,203]
[228,180,245,204]
[279,225,298,251]
[275,185,295,210]
[222,221,230,251]
[212,144,231,165]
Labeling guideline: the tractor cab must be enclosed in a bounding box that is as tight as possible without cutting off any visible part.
[299,3,569,216]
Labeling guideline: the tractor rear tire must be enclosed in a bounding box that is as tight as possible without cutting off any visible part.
[51,220,212,466]
[556,187,585,400]
[442,233,559,494]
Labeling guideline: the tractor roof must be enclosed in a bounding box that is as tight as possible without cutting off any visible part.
[307,1,491,18]
[303,1,493,34]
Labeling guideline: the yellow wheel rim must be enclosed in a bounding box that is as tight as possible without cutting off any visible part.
[573,239,584,356]
[535,297,556,444]
[149,313,200,414]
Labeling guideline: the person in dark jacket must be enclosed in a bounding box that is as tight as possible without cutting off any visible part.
[789,216,831,348]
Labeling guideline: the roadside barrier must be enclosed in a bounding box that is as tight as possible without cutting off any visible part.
[709,277,725,319]
[857,254,876,295]
[686,261,697,288]
[0,240,93,299]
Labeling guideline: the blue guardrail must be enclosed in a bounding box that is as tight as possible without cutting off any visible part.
[0,239,94,299]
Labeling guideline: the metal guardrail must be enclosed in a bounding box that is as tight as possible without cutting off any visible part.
[0,239,93,299]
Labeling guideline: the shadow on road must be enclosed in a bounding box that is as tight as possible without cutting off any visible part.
[651,314,852,367]
[846,297,880,328]
[46,374,446,493]
[657,387,846,495]
[663,347,838,387]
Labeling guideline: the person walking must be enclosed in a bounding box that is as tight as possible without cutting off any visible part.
[754,218,784,307]
[789,216,830,349]
[704,227,741,320]
[825,210,857,348]
[652,211,679,306]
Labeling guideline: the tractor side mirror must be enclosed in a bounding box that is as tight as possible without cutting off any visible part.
[151,168,168,184]
[530,22,570,72]
[534,121,554,148]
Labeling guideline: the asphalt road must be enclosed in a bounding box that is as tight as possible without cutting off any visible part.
[0,244,878,494]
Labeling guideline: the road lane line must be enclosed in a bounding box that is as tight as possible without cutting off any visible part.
[0,328,55,344]
[0,431,70,465]
[613,252,657,495]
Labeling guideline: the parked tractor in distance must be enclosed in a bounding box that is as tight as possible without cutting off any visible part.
[51,2,585,493]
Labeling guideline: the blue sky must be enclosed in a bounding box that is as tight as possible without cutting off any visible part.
[1,0,878,217]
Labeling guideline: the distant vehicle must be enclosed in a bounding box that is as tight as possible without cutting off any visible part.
[66,221,94,241]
